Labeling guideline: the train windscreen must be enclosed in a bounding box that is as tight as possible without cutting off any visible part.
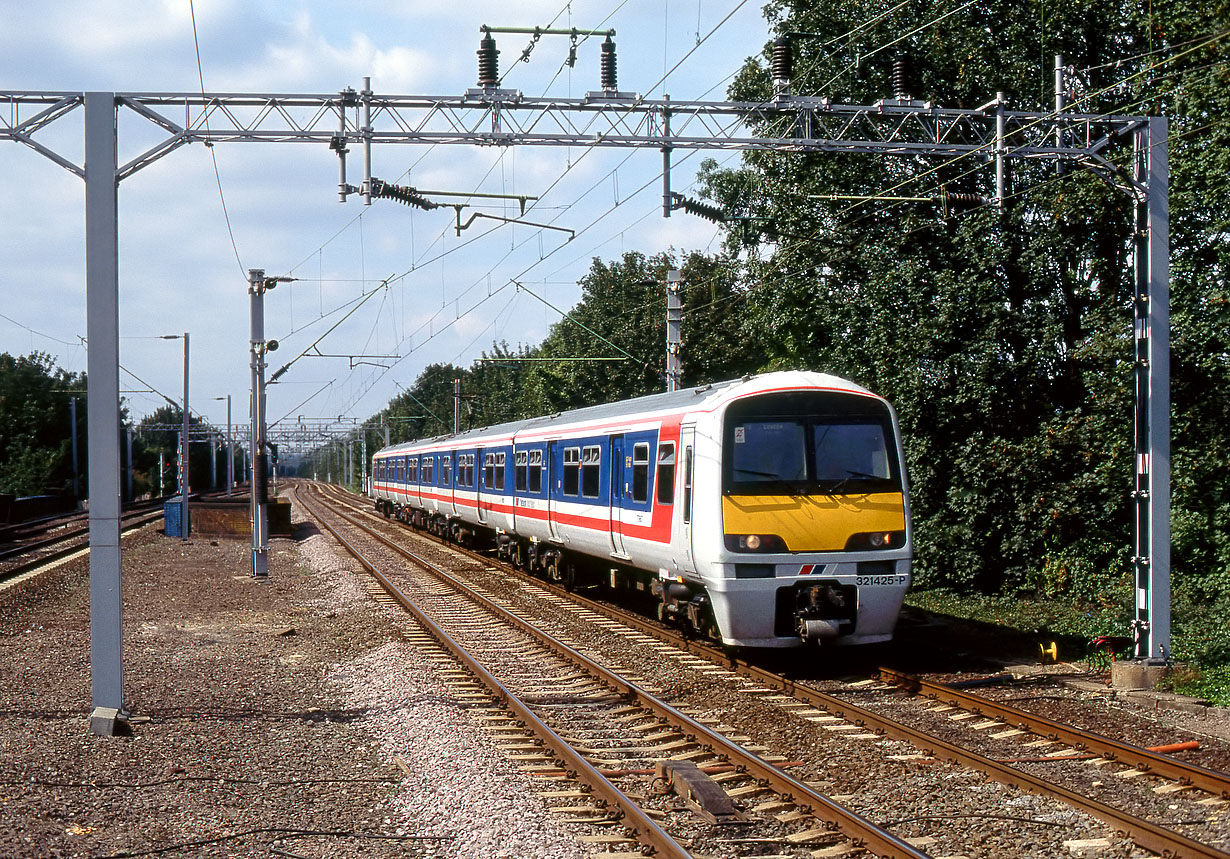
[723,391,901,495]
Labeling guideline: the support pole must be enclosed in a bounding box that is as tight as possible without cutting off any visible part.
[248,269,269,578]
[661,95,672,218]
[180,332,189,542]
[1131,119,1171,661]
[1054,55,1065,174]
[126,428,133,502]
[226,394,233,497]
[994,92,1006,210]
[665,269,682,392]
[84,91,125,736]
[70,396,80,501]
[454,378,461,435]
[361,77,372,206]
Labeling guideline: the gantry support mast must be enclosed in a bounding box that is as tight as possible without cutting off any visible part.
[1,67,1169,733]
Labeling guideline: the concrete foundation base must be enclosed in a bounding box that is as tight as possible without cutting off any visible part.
[1110,659,1171,691]
[88,707,129,737]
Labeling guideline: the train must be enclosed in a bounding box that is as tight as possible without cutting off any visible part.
[370,370,912,649]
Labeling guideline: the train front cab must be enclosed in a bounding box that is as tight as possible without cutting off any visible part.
[691,387,912,649]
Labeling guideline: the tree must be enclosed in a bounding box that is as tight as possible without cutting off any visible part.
[135,404,221,497]
[697,0,1230,607]
[0,352,85,497]
[520,250,763,411]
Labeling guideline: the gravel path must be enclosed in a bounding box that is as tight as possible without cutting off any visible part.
[0,506,591,858]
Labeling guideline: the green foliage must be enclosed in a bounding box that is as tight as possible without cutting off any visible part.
[0,352,85,497]
[907,588,1133,644]
[509,250,763,414]
[1160,665,1230,707]
[133,404,227,497]
[698,0,1230,626]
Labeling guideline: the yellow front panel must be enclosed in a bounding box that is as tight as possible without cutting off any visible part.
[722,492,905,552]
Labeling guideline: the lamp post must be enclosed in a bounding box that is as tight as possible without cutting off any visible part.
[161,333,189,541]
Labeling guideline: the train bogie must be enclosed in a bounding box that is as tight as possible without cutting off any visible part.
[371,371,912,649]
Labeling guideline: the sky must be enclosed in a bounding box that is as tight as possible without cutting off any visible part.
[0,0,772,450]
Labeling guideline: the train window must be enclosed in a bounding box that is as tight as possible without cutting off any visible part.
[563,447,580,496]
[813,423,891,480]
[409,457,418,484]
[483,452,495,488]
[441,455,452,487]
[683,446,694,523]
[422,456,434,485]
[581,446,601,498]
[528,449,543,493]
[656,443,675,505]
[731,421,808,485]
[515,451,528,491]
[631,443,650,503]
[460,454,474,488]
[494,452,506,490]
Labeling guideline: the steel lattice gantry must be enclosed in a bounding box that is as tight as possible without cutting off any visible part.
[0,82,1169,733]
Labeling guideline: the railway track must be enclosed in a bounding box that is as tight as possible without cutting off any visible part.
[0,505,166,590]
[298,482,935,859]
[306,480,1230,858]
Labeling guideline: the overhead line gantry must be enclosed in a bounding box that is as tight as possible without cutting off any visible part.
[1,39,1168,736]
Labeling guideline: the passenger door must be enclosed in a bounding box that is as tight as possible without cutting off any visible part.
[609,434,626,556]
[679,424,697,574]
[547,441,561,541]
[475,448,487,524]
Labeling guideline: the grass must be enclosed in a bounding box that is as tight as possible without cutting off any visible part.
[904,588,1230,707]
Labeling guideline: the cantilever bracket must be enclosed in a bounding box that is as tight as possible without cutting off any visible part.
[453,205,574,239]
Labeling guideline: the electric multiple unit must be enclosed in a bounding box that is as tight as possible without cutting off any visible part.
[371,370,911,648]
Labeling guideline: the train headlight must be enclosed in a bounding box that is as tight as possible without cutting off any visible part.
[724,534,788,553]
[844,530,906,551]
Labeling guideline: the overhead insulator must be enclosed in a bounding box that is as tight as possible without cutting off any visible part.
[893,55,910,101]
[943,191,987,210]
[371,178,440,210]
[772,36,792,94]
[673,194,725,224]
[477,34,500,87]
[600,36,618,92]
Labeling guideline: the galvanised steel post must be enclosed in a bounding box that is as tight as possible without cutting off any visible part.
[181,332,189,541]
[1132,119,1170,661]
[226,394,233,497]
[248,269,269,578]
[161,332,190,540]
[84,91,124,736]
[70,396,80,500]
[665,270,682,392]
[126,427,133,502]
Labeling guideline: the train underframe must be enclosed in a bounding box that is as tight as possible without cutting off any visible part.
[373,497,871,647]
[375,497,722,638]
